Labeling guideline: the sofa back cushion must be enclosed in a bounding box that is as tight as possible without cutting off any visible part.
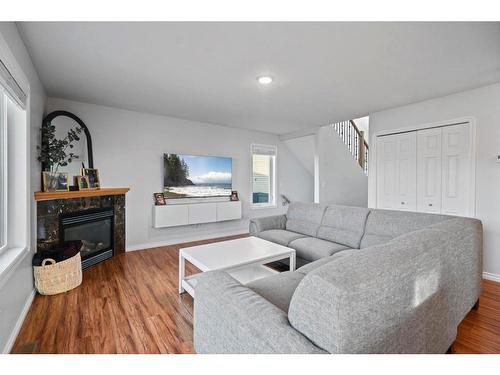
[288,228,459,353]
[359,209,450,248]
[316,205,370,248]
[286,202,326,236]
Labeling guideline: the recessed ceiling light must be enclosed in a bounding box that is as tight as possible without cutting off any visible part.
[257,76,273,85]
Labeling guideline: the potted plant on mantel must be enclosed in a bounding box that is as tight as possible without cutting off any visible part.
[37,121,83,192]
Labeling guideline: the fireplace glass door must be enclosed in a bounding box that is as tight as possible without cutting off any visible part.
[60,208,114,269]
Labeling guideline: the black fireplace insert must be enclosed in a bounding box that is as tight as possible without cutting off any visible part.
[60,207,114,269]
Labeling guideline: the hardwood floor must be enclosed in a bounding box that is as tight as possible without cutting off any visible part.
[11,235,248,354]
[11,235,500,354]
[453,279,500,353]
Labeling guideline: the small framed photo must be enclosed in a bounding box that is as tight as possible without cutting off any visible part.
[82,168,100,189]
[43,171,69,192]
[230,190,239,201]
[154,192,166,205]
[75,175,90,190]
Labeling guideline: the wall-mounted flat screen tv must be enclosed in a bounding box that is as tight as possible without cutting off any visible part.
[163,154,232,199]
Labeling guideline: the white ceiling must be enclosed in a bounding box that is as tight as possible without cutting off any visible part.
[18,22,500,135]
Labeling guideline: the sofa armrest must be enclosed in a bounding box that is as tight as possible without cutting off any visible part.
[193,270,325,354]
[249,214,286,236]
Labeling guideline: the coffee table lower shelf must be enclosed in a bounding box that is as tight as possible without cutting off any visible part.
[181,264,279,297]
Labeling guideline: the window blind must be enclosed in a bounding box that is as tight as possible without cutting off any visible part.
[252,144,277,156]
[0,58,27,109]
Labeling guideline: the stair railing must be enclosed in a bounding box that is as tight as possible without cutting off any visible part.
[331,120,369,175]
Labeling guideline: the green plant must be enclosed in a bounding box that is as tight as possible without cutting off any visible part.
[37,122,83,173]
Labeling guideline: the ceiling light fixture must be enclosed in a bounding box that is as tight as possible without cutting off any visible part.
[257,76,273,85]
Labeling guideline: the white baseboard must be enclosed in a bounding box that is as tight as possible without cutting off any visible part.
[483,272,500,283]
[2,289,35,354]
[126,229,249,252]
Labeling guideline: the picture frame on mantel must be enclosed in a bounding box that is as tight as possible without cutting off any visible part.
[42,171,70,192]
[75,175,90,191]
[82,168,101,190]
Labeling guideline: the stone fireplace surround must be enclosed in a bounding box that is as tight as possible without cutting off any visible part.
[35,189,129,267]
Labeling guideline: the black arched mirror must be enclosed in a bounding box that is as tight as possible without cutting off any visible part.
[41,111,94,177]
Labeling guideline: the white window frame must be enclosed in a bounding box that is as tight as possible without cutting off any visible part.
[251,143,277,209]
[0,87,6,253]
[0,43,30,274]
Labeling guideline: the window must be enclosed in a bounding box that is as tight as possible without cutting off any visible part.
[0,57,28,255]
[0,88,6,251]
[251,144,277,208]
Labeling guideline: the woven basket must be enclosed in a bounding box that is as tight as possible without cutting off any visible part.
[33,252,83,295]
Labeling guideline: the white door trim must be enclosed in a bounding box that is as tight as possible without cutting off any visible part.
[371,116,477,217]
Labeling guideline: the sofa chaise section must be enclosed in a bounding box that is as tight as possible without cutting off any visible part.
[288,225,475,353]
[193,270,326,354]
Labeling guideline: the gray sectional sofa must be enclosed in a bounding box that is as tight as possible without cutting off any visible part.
[194,202,482,354]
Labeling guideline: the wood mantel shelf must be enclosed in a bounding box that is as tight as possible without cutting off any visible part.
[34,188,130,201]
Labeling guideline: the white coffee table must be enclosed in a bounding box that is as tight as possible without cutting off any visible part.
[179,236,296,297]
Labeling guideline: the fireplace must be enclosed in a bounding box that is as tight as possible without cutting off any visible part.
[35,190,128,268]
[60,207,114,269]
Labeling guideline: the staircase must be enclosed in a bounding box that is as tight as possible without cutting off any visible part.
[331,120,369,175]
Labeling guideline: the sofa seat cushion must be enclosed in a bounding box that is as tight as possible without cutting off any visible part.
[245,271,305,312]
[285,202,326,236]
[317,205,370,248]
[288,237,350,262]
[258,229,307,246]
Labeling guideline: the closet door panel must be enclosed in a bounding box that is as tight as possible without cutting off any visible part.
[376,136,397,209]
[395,132,417,211]
[441,124,471,216]
[417,128,442,213]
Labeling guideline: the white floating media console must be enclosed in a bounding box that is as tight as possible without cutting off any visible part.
[154,200,242,228]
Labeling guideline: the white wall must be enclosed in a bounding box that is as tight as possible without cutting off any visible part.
[317,125,368,207]
[282,135,315,177]
[368,83,500,280]
[46,97,313,250]
[0,23,46,353]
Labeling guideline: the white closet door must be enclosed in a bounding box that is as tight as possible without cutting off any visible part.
[376,135,397,209]
[417,128,442,213]
[441,123,472,216]
[394,132,417,211]
[376,132,416,210]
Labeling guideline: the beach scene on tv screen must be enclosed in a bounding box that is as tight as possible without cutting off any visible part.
[163,154,232,198]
